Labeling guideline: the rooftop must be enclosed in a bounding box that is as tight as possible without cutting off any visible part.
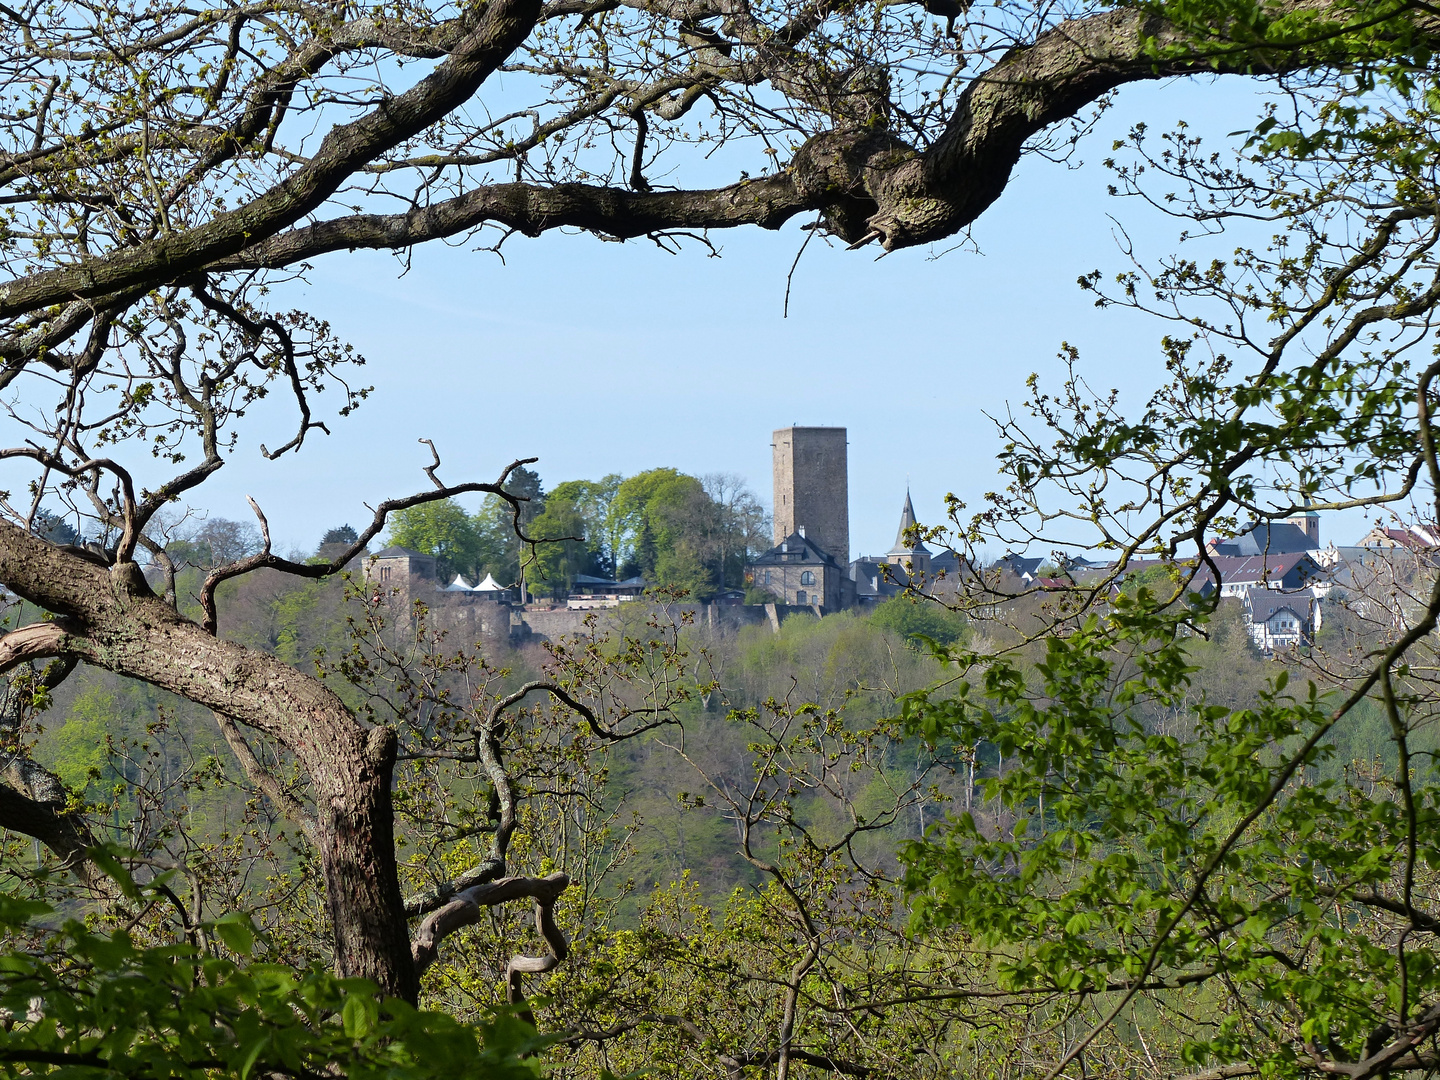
[887,491,932,558]
[1210,522,1316,557]
[751,531,839,567]
[1246,588,1311,623]
[371,545,429,560]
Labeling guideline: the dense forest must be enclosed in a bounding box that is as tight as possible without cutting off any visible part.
[12,506,962,919]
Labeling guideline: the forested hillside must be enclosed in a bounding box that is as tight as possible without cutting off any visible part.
[4,519,1425,1077]
[4,0,1440,1065]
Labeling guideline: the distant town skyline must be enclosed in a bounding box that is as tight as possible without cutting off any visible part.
[156,76,1386,561]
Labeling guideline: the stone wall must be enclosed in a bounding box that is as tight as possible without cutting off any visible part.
[516,600,775,643]
[411,590,515,643]
[519,605,616,642]
[386,587,797,648]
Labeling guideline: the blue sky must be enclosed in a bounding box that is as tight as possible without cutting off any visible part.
[195,73,1379,560]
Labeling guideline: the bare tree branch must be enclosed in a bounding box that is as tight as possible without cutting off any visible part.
[410,870,570,978]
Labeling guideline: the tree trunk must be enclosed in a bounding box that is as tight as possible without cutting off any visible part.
[0,523,418,1001]
[314,725,417,1000]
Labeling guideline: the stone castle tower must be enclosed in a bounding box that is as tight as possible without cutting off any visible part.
[772,426,849,566]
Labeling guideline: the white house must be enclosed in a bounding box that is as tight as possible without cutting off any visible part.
[1245,588,1319,652]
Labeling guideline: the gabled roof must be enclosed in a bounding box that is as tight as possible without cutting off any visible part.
[1246,588,1310,624]
[1371,528,1419,546]
[1122,552,1324,592]
[1359,525,1440,550]
[1189,552,1323,591]
[849,556,906,598]
[1211,522,1316,557]
[930,549,961,575]
[926,549,979,583]
[372,545,429,560]
[994,553,1043,577]
[1059,555,1113,570]
[751,531,838,566]
[1331,545,1380,563]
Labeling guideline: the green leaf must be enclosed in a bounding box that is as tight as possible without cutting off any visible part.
[342,992,377,1040]
[214,913,256,958]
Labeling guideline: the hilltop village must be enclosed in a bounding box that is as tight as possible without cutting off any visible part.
[362,426,1432,655]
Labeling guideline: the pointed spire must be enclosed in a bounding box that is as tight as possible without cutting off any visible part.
[893,490,917,549]
[888,490,930,557]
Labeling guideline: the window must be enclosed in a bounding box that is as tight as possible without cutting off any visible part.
[796,590,807,604]
[381,566,391,582]
[764,570,771,585]
[800,571,815,586]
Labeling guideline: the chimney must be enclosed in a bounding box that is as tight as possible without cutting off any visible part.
[798,525,806,538]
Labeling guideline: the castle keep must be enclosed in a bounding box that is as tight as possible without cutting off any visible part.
[772,427,849,568]
[750,426,953,612]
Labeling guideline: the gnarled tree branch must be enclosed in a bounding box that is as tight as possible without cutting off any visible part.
[410,870,570,982]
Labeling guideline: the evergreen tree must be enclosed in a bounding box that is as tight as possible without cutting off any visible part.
[321,524,358,547]
[32,510,77,546]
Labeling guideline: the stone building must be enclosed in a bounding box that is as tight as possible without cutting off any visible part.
[365,545,436,594]
[846,493,936,606]
[748,529,844,609]
[362,546,514,641]
[772,426,849,569]
[1358,523,1440,550]
[1282,505,1321,546]
[1209,521,1319,557]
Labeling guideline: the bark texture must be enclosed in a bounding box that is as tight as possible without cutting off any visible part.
[0,0,1428,1019]
[0,758,114,893]
[0,523,417,1000]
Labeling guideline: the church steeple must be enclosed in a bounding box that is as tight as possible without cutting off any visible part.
[1281,491,1321,547]
[886,489,931,571]
[891,491,918,551]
